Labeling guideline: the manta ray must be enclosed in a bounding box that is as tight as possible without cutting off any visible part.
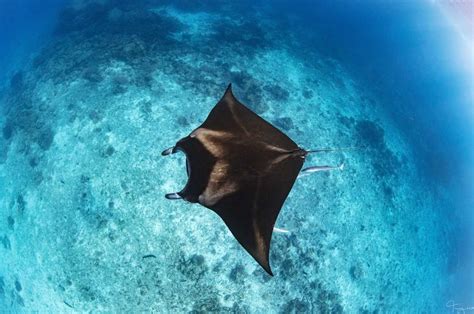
[162,84,345,275]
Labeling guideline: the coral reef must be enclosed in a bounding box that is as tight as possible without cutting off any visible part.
[0,0,450,312]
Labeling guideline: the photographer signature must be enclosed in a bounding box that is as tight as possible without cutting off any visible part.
[447,300,474,313]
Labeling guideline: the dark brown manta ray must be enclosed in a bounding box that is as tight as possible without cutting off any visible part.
[162,84,345,275]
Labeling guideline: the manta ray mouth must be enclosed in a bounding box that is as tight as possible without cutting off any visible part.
[185,157,191,178]
[172,147,192,198]
[178,155,192,199]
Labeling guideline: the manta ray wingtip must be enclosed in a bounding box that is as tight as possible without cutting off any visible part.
[265,267,274,276]
[259,258,273,276]
[225,83,233,95]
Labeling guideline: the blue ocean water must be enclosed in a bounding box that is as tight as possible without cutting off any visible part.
[0,0,472,312]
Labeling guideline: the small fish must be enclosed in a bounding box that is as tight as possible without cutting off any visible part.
[301,162,344,173]
[273,227,290,234]
[63,301,74,308]
[298,163,345,178]
[142,254,157,259]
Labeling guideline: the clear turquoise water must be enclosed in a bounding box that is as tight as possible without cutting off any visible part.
[0,0,472,312]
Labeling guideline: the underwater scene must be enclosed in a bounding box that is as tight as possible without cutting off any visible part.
[0,0,473,312]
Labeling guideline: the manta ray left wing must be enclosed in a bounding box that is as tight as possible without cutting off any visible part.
[163,84,307,275]
[208,153,304,275]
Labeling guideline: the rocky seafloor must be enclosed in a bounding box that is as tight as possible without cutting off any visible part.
[0,1,452,312]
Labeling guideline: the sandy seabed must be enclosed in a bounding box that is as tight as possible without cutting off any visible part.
[0,1,452,312]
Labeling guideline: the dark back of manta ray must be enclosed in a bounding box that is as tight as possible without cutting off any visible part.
[163,84,307,276]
